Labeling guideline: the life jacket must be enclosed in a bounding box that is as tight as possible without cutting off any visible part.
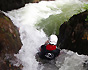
[46,44,56,51]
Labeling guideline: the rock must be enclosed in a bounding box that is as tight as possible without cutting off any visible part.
[0,0,25,11]
[0,11,22,70]
[58,10,88,55]
[0,0,55,11]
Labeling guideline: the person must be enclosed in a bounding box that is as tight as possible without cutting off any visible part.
[39,34,60,60]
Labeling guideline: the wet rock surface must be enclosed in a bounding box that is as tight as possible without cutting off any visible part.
[0,0,25,11]
[0,11,22,70]
[0,0,55,11]
[58,10,88,55]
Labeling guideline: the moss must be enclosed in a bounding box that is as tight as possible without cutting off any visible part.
[85,16,88,21]
[0,14,4,18]
[83,4,88,11]
[8,33,12,37]
[1,28,5,32]
[4,16,10,22]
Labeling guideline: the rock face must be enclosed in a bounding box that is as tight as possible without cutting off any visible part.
[0,0,25,11]
[0,11,22,70]
[0,0,55,11]
[58,10,88,55]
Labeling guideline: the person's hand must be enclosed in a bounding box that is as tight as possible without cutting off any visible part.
[45,40,49,45]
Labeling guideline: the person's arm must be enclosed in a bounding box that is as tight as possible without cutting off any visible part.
[44,40,49,45]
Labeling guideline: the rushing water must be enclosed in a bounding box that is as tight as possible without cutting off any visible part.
[4,0,88,70]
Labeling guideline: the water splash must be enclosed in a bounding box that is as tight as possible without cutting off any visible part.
[36,0,85,36]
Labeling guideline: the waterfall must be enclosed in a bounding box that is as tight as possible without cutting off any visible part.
[4,0,88,70]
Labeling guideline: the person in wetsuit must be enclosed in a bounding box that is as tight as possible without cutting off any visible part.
[39,34,60,60]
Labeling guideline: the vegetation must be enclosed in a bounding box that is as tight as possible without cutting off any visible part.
[83,4,88,11]
[85,16,88,21]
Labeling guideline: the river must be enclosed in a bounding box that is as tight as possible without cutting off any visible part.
[4,0,88,70]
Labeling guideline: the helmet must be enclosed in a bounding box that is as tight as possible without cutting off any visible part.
[49,34,58,45]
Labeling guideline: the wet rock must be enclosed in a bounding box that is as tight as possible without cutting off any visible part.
[0,0,25,11]
[58,10,88,55]
[0,0,55,11]
[83,60,88,70]
[0,11,22,70]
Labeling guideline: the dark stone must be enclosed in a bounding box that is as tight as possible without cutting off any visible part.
[0,0,25,11]
[58,10,88,55]
[0,11,22,70]
[0,0,55,11]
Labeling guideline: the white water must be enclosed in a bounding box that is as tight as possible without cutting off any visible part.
[4,0,88,70]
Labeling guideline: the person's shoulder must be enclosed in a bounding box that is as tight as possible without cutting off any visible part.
[41,44,46,47]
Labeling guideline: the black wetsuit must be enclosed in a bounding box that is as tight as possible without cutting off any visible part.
[39,45,60,60]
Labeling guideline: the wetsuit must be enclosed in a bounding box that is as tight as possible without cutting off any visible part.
[39,44,60,60]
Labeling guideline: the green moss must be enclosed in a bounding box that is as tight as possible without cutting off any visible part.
[4,16,10,22]
[0,15,4,18]
[2,28,5,32]
[83,4,88,11]
[85,16,88,21]
[7,32,12,37]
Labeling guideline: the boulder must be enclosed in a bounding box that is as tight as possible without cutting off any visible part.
[0,0,55,11]
[0,11,22,70]
[0,0,25,11]
[58,10,88,55]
